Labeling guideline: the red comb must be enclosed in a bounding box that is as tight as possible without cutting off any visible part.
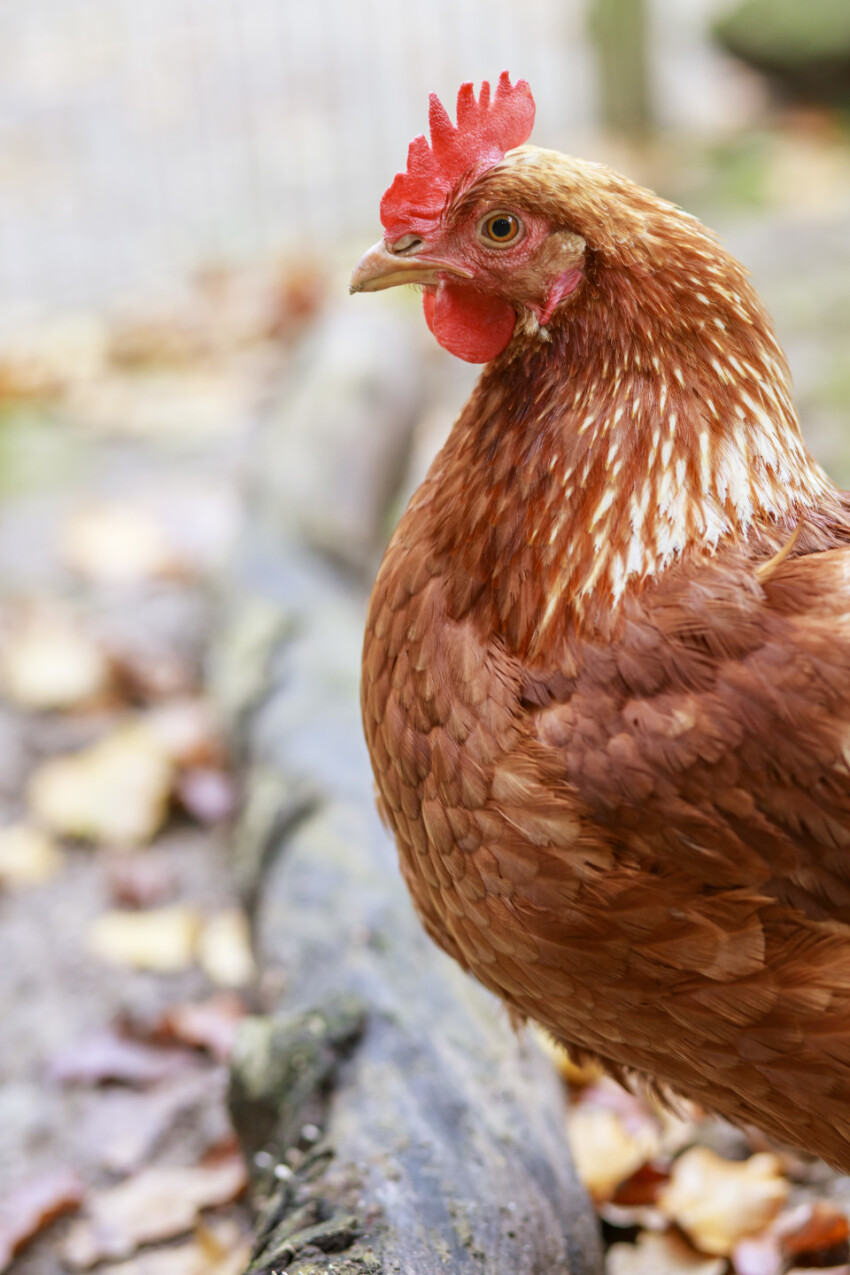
[380,72,535,240]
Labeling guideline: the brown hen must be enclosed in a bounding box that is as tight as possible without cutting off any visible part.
[352,73,850,1170]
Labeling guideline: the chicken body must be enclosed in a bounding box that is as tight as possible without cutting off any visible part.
[356,80,850,1169]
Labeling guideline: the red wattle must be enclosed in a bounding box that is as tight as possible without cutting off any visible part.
[422,283,516,363]
[423,287,437,337]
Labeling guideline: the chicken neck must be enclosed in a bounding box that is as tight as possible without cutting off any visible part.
[421,251,837,652]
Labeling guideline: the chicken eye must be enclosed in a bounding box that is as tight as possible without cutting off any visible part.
[481,212,522,245]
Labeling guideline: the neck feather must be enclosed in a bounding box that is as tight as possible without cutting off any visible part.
[423,229,836,649]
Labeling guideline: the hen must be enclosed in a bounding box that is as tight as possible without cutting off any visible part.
[352,73,850,1170]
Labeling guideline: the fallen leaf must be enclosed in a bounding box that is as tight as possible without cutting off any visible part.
[88,906,202,973]
[61,1153,247,1268]
[531,1023,603,1087]
[567,1103,659,1203]
[62,504,180,583]
[787,1268,850,1275]
[0,314,107,402]
[107,315,211,369]
[76,1069,227,1175]
[196,911,255,989]
[655,1101,703,1160]
[607,1230,726,1275]
[149,482,240,572]
[145,699,223,768]
[106,854,178,908]
[0,1167,84,1269]
[574,1077,662,1139]
[735,1202,850,1275]
[93,1218,251,1275]
[67,372,247,439]
[777,1201,850,1260]
[732,1232,784,1275]
[659,1147,788,1256]
[28,723,173,845]
[194,1218,253,1275]
[610,1162,669,1207]
[0,359,58,403]
[600,1200,668,1235]
[49,1029,193,1086]
[156,994,248,1062]
[0,612,111,709]
[110,643,197,702]
[266,258,327,342]
[176,768,236,825]
[600,1159,670,1234]
[0,823,63,888]
[85,1244,201,1275]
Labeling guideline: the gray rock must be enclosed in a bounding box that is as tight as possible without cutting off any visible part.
[259,305,424,579]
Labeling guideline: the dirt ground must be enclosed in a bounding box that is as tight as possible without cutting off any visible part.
[0,265,323,1274]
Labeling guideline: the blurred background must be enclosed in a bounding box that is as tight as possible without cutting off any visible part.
[3,0,850,465]
[4,2,850,1271]
[0,0,847,309]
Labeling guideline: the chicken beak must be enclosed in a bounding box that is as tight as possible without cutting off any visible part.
[349,240,472,293]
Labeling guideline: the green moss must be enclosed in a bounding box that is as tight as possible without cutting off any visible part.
[228,996,367,1159]
[820,360,850,413]
[715,0,850,65]
[703,134,773,210]
[0,407,83,497]
[661,133,774,220]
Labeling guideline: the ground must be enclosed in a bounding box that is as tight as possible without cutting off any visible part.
[0,267,316,1274]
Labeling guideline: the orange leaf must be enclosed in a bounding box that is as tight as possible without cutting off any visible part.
[0,1168,84,1270]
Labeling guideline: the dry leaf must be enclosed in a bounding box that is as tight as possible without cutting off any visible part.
[0,1167,84,1269]
[0,314,106,402]
[777,1201,850,1260]
[574,1078,662,1137]
[176,768,236,825]
[145,699,223,768]
[0,823,63,888]
[531,1023,603,1087]
[567,1103,659,1203]
[659,1147,788,1256]
[106,854,178,908]
[88,907,202,973]
[63,505,180,583]
[266,259,327,341]
[787,1268,850,1275]
[107,315,211,369]
[610,1162,669,1207]
[655,1101,703,1160]
[76,1069,227,1175]
[156,994,247,1062]
[110,644,197,701]
[61,1153,247,1269]
[733,1232,783,1275]
[607,1230,726,1275]
[67,372,247,439]
[84,1243,202,1275]
[28,723,173,845]
[197,911,255,988]
[0,612,111,709]
[49,1029,193,1087]
[193,1218,253,1275]
[735,1202,850,1275]
[600,1160,670,1235]
[93,1218,251,1275]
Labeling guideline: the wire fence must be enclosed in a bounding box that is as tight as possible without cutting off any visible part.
[0,0,744,315]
